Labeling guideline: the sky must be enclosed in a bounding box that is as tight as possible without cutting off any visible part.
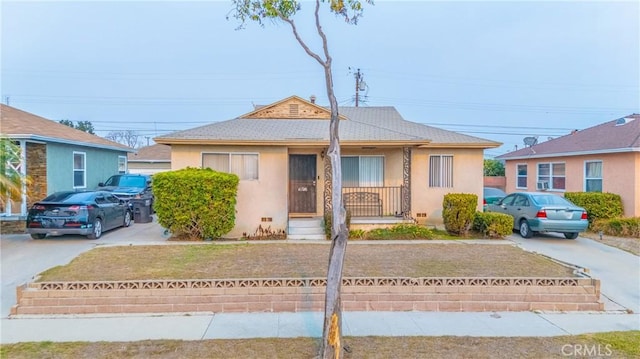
[2,1,639,158]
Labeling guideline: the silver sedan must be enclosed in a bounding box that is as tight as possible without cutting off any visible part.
[487,192,588,239]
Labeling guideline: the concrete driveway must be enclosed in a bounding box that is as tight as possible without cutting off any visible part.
[1,219,167,317]
[508,232,640,313]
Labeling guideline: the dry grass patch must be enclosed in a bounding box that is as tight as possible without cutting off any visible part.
[581,232,640,256]
[2,333,639,359]
[37,243,574,282]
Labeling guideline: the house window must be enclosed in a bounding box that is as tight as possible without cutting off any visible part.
[429,155,453,188]
[585,161,602,192]
[202,153,259,180]
[73,152,86,188]
[516,164,527,188]
[118,156,127,174]
[537,162,565,190]
[341,156,384,187]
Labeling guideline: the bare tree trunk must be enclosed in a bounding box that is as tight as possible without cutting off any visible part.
[279,2,348,357]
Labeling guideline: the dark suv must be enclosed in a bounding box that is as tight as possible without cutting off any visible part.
[98,174,153,205]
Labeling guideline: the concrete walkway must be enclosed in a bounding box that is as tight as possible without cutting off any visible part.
[2,311,639,344]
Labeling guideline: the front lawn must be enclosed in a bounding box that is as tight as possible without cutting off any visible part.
[2,332,639,359]
[37,243,574,282]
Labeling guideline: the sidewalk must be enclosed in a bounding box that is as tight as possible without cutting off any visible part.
[2,311,639,344]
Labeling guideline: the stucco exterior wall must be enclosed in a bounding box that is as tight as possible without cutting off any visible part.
[171,144,290,238]
[503,152,640,217]
[411,148,485,225]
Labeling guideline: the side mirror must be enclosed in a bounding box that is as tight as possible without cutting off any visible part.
[98,182,105,187]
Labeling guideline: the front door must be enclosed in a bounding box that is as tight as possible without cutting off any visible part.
[289,155,317,214]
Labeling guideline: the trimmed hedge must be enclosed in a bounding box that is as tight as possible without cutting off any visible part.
[473,212,514,239]
[564,192,624,226]
[442,193,478,236]
[153,167,239,240]
[591,217,640,238]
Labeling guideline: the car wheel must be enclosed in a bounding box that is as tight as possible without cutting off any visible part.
[519,220,533,238]
[564,232,579,239]
[30,233,46,239]
[88,218,103,239]
[123,211,132,227]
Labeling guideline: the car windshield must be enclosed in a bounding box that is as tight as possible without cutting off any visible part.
[105,176,147,187]
[42,192,96,203]
[531,194,573,206]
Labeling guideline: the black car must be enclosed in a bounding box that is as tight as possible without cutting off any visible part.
[98,174,153,205]
[26,191,132,239]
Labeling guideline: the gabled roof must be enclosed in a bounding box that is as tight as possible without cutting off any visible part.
[497,114,640,160]
[1,104,133,152]
[127,144,171,162]
[155,96,500,149]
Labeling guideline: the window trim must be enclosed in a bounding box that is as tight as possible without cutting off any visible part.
[118,155,127,174]
[584,160,603,192]
[428,154,454,188]
[536,161,566,191]
[73,151,86,189]
[201,152,260,181]
[516,163,527,189]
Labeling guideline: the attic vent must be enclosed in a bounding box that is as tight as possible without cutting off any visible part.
[616,117,636,126]
[289,104,299,117]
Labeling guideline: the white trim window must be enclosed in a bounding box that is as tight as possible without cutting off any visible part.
[341,156,384,187]
[202,153,259,180]
[429,155,453,188]
[516,164,527,189]
[537,162,565,190]
[73,151,86,188]
[118,156,127,174]
[584,160,603,192]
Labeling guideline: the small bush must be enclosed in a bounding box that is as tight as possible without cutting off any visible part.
[153,168,239,240]
[473,212,514,238]
[564,192,624,226]
[348,229,366,240]
[591,217,640,238]
[442,193,478,236]
[364,224,434,240]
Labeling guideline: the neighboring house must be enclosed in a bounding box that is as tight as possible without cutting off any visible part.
[497,114,640,217]
[155,95,501,238]
[1,104,133,230]
[127,144,171,174]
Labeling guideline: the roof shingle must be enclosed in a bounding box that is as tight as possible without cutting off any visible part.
[1,104,132,152]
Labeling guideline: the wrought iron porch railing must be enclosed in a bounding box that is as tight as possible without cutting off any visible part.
[342,186,404,217]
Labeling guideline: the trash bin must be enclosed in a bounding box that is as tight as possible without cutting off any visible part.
[131,198,152,223]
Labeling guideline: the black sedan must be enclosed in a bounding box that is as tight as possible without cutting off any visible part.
[26,191,132,239]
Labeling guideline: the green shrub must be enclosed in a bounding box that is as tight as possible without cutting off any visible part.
[153,167,239,240]
[473,211,513,238]
[365,224,434,240]
[348,229,366,240]
[324,210,351,240]
[591,217,640,238]
[564,192,624,226]
[442,193,478,235]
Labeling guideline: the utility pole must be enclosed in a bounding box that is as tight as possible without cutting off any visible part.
[354,68,365,107]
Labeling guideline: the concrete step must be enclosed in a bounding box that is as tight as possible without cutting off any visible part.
[288,217,324,240]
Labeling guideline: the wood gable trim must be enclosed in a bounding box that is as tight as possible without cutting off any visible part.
[239,95,346,120]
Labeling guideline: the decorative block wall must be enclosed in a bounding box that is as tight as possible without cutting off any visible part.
[11,277,603,316]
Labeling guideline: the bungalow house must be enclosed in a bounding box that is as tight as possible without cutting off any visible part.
[154,96,501,239]
[127,144,171,175]
[497,114,640,217]
[1,104,133,232]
